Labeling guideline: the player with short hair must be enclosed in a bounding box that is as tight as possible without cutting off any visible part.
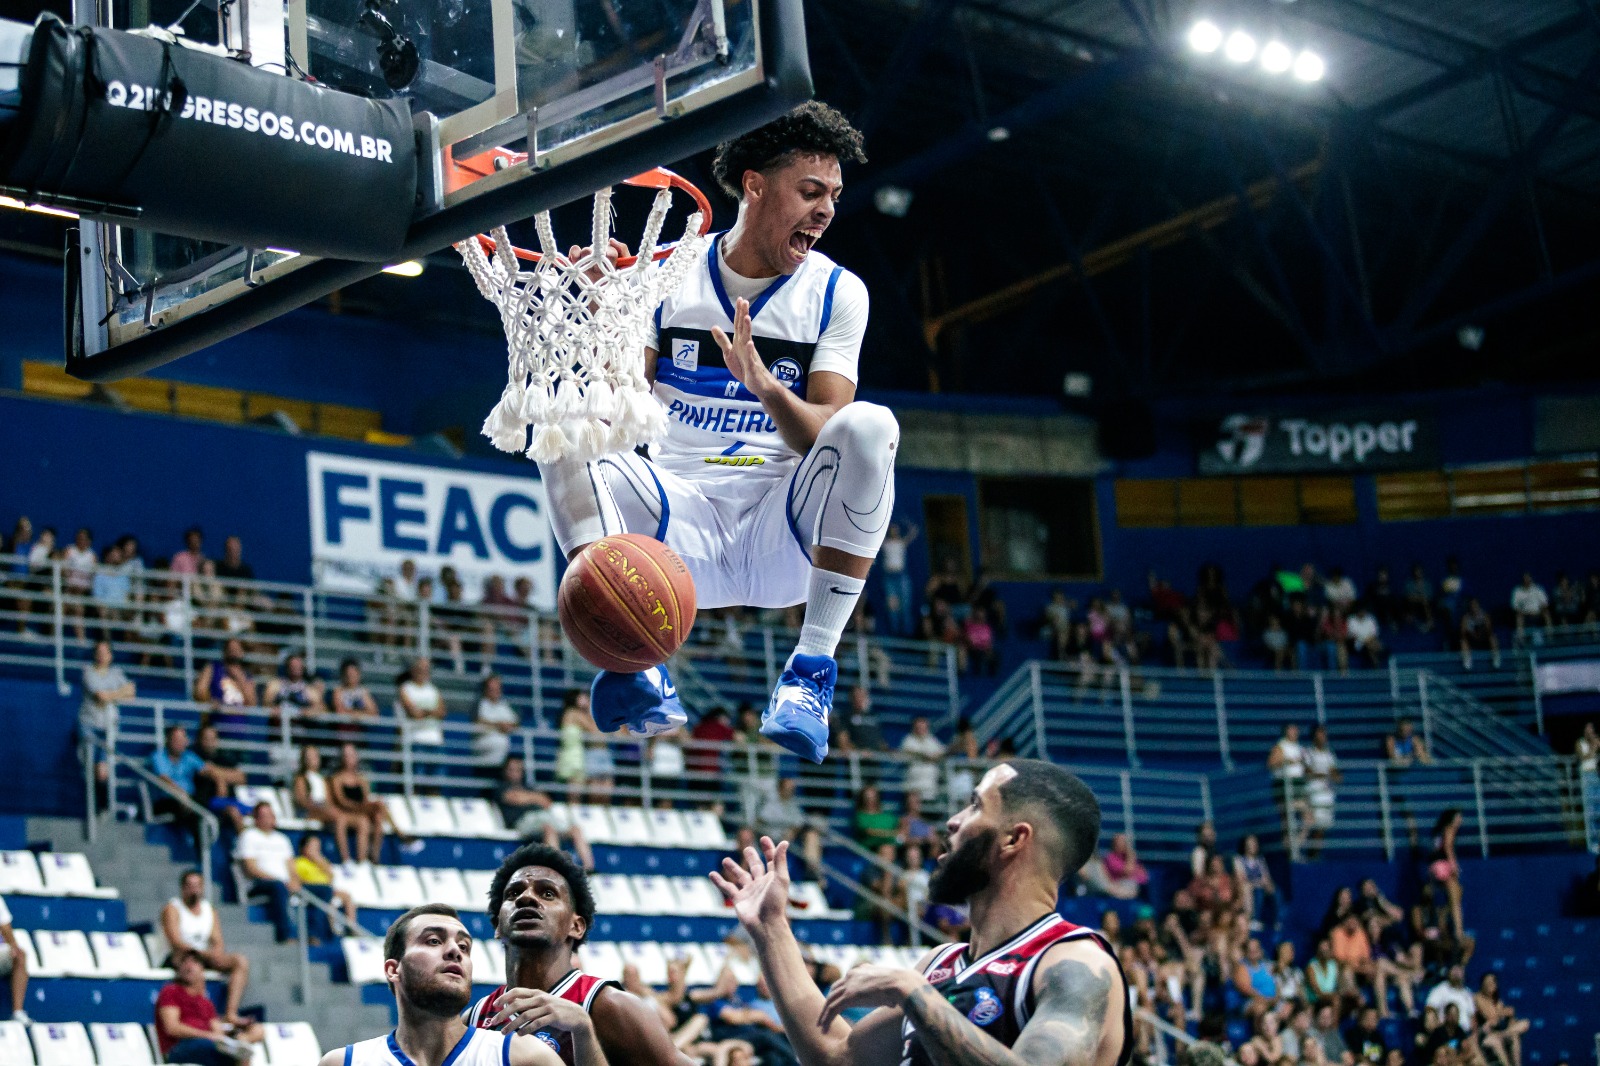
[319,903,588,1066]
[710,759,1131,1066]
[540,100,896,762]
[467,842,686,1066]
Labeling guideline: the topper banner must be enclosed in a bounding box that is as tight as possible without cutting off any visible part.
[1199,409,1440,475]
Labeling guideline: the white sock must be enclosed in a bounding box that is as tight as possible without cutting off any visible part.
[793,568,865,659]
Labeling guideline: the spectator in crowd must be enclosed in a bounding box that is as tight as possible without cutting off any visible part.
[1458,598,1501,669]
[1286,597,1319,672]
[1043,589,1074,660]
[1366,567,1402,631]
[562,689,614,806]
[879,521,918,636]
[1474,972,1528,1066]
[1422,1002,1475,1065]
[12,522,50,637]
[1189,853,1240,921]
[472,674,519,767]
[852,784,898,852]
[897,716,944,802]
[91,542,133,640]
[1332,911,1415,1018]
[1305,937,1348,1009]
[943,718,980,809]
[290,834,358,930]
[149,724,207,851]
[923,557,969,618]
[329,741,404,862]
[1261,615,1291,672]
[1424,965,1476,1026]
[495,755,594,870]
[1085,832,1149,900]
[754,776,807,842]
[1577,721,1599,846]
[688,706,735,792]
[159,870,251,1024]
[1319,605,1351,674]
[214,536,253,581]
[1268,722,1307,828]
[1308,999,1354,1065]
[840,686,887,753]
[236,801,333,943]
[0,892,31,1025]
[708,974,797,1066]
[1233,834,1277,931]
[1230,938,1278,1019]
[190,723,250,834]
[59,526,97,641]
[264,652,326,726]
[1511,572,1552,640]
[1346,602,1385,667]
[329,659,380,725]
[154,950,264,1066]
[1347,1005,1389,1065]
[291,745,360,864]
[1387,718,1432,766]
[169,527,206,575]
[1412,882,1476,973]
[1270,940,1305,1009]
[962,606,999,675]
[396,657,448,780]
[1551,572,1586,627]
[897,790,937,849]
[193,637,258,719]
[1323,567,1358,613]
[1190,820,1218,878]
[1406,563,1436,632]
[80,638,134,732]
[1430,808,1466,938]
[1301,724,1341,857]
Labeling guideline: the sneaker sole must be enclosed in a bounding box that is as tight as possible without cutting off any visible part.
[759,718,828,764]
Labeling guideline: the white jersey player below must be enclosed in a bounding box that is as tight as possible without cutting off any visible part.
[540,101,897,762]
[318,903,606,1066]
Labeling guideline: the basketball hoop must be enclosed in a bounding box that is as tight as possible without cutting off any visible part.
[453,156,713,465]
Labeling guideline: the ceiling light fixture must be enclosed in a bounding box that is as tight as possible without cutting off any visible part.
[1260,40,1293,73]
[1188,19,1223,53]
[382,260,425,277]
[1293,49,1326,81]
[1223,30,1258,63]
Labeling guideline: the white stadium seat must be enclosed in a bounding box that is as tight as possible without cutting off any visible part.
[606,807,652,846]
[618,941,668,985]
[235,785,291,824]
[664,942,711,985]
[377,795,416,836]
[644,809,691,848]
[418,868,474,910]
[12,931,50,978]
[342,937,388,985]
[669,876,726,917]
[262,1021,323,1066]
[680,811,732,850]
[789,881,849,920]
[373,866,426,909]
[406,795,458,836]
[571,806,618,845]
[89,931,165,979]
[0,1020,35,1066]
[29,1023,94,1066]
[333,863,385,910]
[686,942,726,987]
[462,870,496,908]
[724,947,761,986]
[542,803,574,833]
[37,853,117,898]
[450,798,514,839]
[88,1021,157,1066]
[0,851,45,894]
[629,875,675,915]
[590,874,638,915]
[32,929,99,977]
[578,941,624,982]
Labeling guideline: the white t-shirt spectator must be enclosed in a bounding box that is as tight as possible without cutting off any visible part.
[1271,738,1305,780]
[1346,611,1380,648]
[1424,982,1476,1025]
[62,544,97,593]
[1304,746,1339,807]
[880,537,908,575]
[81,663,130,730]
[27,541,53,574]
[1511,583,1549,618]
[473,697,519,763]
[650,737,685,776]
[236,826,295,883]
[399,680,444,745]
[900,730,946,800]
[1323,576,1357,609]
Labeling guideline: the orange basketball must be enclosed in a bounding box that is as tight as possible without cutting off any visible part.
[557,533,697,673]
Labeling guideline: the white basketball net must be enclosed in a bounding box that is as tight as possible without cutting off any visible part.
[455,185,709,464]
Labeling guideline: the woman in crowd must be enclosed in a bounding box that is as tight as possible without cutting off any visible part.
[291,746,360,864]
[1190,853,1241,922]
[1475,972,1529,1066]
[472,673,519,768]
[329,659,380,732]
[1430,808,1466,937]
[1233,834,1277,931]
[291,834,358,932]
[852,784,899,852]
[327,741,394,862]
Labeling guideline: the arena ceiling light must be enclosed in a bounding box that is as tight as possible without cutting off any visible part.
[0,194,77,219]
[1187,19,1223,53]
[381,260,425,277]
[1186,18,1325,84]
[1260,40,1293,74]
[1223,30,1258,63]
[1293,49,1327,82]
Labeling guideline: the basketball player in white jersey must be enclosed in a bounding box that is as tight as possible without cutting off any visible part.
[540,101,896,762]
[709,760,1130,1066]
[466,842,686,1066]
[317,903,602,1066]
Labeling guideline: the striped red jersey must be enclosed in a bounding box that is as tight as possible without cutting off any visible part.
[466,968,617,1065]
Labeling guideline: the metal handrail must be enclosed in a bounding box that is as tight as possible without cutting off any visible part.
[292,883,374,1006]
[83,734,221,899]
[814,857,947,946]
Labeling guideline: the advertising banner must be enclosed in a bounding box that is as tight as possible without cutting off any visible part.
[1199,409,1440,475]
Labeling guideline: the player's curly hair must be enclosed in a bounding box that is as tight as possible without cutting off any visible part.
[711,100,867,200]
[486,841,596,947]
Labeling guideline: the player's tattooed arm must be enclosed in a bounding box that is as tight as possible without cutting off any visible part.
[900,949,1118,1066]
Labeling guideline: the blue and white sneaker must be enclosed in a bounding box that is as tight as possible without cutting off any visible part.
[759,653,836,763]
[590,665,686,738]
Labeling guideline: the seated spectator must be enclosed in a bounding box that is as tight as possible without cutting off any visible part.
[1425,964,1477,1026]
[944,718,980,808]
[0,893,31,1025]
[1346,602,1385,666]
[1285,597,1319,671]
[1331,912,1415,1018]
[1319,606,1351,674]
[1510,572,1551,640]
[291,745,360,864]
[1551,571,1586,627]
[1093,833,1149,900]
[214,535,253,581]
[755,776,808,842]
[1422,1002,1476,1065]
[708,974,797,1066]
[1474,972,1527,1066]
[1232,834,1277,931]
[193,637,258,722]
[1458,598,1501,669]
[329,658,380,726]
[1304,937,1350,1008]
[1269,940,1305,1008]
[1189,854,1240,921]
[1308,1000,1355,1066]
[1233,946,1282,1016]
[396,657,448,778]
[1366,566,1402,630]
[150,724,207,851]
[1261,615,1291,672]
[1190,820,1218,878]
[1386,718,1432,766]
[1412,883,1476,975]
[1405,563,1436,631]
[191,723,250,834]
[235,801,332,943]
[687,705,735,790]
[263,652,326,725]
[840,686,887,753]
[155,950,264,1066]
[61,527,97,641]
[80,638,134,732]
[495,755,594,870]
[329,741,406,861]
[897,790,937,849]
[1324,567,1357,612]
[898,716,945,801]
[169,527,206,576]
[962,606,999,676]
[918,597,965,671]
[852,784,899,852]
[91,542,133,640]
[1347,1005,1390,1065]
[291,834,357,931]
[159,870,250,1024]
[472,674,519,767]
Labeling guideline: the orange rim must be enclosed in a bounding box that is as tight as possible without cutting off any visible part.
[447,148,713,267]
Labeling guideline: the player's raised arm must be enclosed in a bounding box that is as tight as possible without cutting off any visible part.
[710,837,908,1066]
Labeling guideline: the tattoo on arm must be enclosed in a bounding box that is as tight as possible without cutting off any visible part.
[902,957,1115,1066]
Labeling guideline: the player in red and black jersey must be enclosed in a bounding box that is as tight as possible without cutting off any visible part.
[468,842,687,1066]
[712,759,1130,1066]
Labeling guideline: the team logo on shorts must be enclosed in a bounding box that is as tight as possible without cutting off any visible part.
[967,987,1003,1027]
[534,1031,561,1052]
[672,339,700,371]
[770,357,804,387]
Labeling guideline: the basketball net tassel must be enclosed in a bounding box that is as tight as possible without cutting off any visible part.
[455,185,707,465]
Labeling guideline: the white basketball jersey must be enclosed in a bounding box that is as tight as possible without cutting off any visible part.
[340,1027,511,1066]
[651,232,866,483]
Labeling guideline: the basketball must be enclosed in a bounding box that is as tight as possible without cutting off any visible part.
[558,533,697,673]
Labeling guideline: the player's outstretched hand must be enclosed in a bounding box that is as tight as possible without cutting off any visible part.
[489,987,596,1038]
[712,297,779,400]
[709,835,791,933]
[816,964,924,1030]
[568,238,631,283]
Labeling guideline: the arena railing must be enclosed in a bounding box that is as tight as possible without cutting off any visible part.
[80,732,221,899]
[0,553,961,731]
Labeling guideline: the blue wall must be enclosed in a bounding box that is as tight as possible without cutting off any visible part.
[0,679,87,817]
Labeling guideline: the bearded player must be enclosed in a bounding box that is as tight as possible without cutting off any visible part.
[540,100,896,762]
[465,842,687,1066]
[709,760,1130,1066]
[316,903,600,1066]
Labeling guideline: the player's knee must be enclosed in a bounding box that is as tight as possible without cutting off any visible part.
[827,401,899,454]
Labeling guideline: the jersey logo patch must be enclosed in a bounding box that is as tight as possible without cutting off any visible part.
[968,986,1003,1027]
[770,357,804,386]
[534,1031,561,1051]
[672,339,700,371]
[925,966,954,984]
[985,960,1021,976]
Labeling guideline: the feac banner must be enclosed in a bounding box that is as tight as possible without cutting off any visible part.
[1198,408,1440,475]
[306,452,554,608]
